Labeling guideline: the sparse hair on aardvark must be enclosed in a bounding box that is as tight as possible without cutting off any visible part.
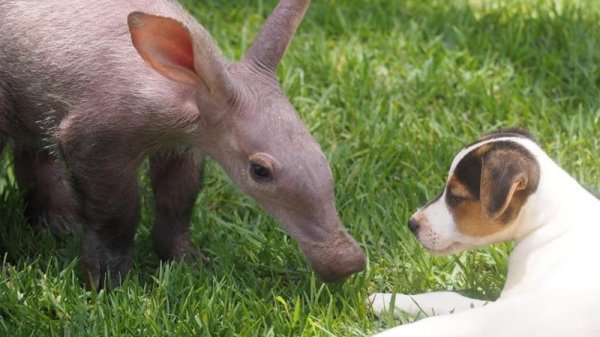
[0,0,365,290]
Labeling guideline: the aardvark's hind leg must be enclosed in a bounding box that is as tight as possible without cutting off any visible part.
[14,146,80,236]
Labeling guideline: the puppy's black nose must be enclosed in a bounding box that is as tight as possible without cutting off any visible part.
[407,218,421,234]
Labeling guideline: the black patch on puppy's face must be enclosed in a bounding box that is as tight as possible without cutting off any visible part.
[449,147,483,200]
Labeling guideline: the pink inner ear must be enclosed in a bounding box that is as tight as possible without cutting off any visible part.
[129,13,201,87]
[149,23,195,71]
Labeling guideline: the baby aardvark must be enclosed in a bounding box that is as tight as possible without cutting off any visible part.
[0,0,365,289]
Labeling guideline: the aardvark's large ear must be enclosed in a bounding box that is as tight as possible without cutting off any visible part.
[128,12,232,97]
[480,143,539,220]
[243,0,310,75]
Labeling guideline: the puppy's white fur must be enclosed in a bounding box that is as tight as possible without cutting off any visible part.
[369,136,600,336]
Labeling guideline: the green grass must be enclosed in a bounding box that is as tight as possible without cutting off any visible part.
[2,0,600,335]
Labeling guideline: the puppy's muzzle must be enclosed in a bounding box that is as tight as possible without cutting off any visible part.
[408,217,421,235]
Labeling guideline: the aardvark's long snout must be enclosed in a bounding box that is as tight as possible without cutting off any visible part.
[299,229,365,282]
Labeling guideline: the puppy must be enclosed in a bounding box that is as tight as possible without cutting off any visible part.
[368,129,600,337]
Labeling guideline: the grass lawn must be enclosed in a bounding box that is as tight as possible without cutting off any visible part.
[1,0,600,335]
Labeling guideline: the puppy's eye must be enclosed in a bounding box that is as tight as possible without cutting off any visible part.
[250,163,272,180]
[446,192,465,206]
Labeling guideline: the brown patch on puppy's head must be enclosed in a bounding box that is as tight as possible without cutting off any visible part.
[476,128,538,144]
[448,140,540,237]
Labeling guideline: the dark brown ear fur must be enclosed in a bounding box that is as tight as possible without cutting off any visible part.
[480,142,540,222]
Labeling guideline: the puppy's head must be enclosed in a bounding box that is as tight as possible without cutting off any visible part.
[409,129,541,254]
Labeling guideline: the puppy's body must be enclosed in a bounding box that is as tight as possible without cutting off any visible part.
[369,131,600,336]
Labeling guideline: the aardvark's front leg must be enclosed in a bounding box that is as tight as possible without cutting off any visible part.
[149,149,203,261]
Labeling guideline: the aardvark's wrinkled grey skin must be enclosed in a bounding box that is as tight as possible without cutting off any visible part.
[0,0,365,289]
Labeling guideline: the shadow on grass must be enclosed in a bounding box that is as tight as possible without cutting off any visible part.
[316,0,599,105]
[187,0,600,109]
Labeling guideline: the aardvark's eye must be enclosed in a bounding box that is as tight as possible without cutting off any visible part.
[250,163,271,180]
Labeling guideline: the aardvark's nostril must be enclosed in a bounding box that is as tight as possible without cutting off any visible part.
[407,218,421,234]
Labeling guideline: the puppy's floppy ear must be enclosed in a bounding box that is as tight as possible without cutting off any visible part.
[480,145,537,220]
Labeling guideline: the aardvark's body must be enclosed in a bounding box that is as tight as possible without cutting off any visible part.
[0,0,365,289]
